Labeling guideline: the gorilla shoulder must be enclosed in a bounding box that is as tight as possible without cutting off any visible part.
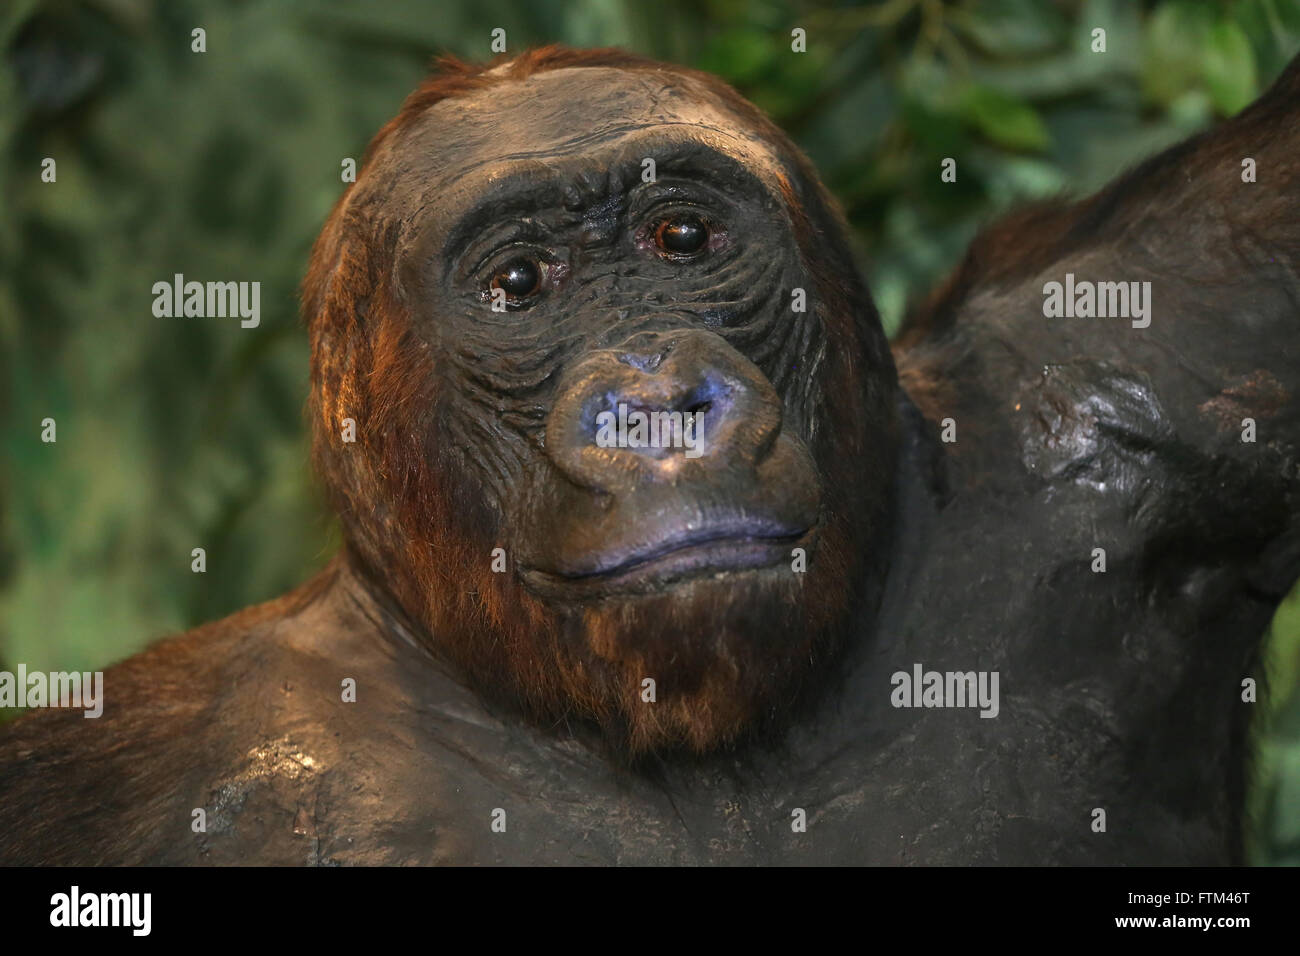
[0,562,411,865]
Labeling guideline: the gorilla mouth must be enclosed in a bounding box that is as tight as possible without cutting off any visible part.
[521,517,817,597]
[575,525,810,578]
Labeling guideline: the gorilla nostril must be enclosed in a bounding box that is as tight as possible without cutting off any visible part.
[684,373,734,416]
[552,332,781,483]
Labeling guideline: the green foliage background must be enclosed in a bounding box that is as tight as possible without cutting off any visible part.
[1,0,1298,862]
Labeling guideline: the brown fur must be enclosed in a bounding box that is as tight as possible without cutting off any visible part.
[303,48,897,756]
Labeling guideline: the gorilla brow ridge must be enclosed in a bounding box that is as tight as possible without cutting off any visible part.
[438,143,778,272]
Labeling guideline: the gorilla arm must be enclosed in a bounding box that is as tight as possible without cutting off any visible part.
[0,562,475,865]
[897,50,1300,601]
[877,52,1300,864]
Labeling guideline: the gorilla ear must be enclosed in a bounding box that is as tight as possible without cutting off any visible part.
[303,197,394,427]
[305,213,353,434]
[302,203,377,338]
[301,210,345,334]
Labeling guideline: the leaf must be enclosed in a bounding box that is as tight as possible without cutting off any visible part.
[1276,0,1300,32]
[1203,20,1258,114]
[949,0,1067,57]
[696,30,776,84]
[1141,0,1216,107]
[957,85,1050,151]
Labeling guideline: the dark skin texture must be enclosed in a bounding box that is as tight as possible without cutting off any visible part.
[1,47,1298,865]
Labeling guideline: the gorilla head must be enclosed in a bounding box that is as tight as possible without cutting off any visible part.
[305,47,899,755]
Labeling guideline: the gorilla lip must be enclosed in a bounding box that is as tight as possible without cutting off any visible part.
[522,519,816,595]
[578,527,807,578]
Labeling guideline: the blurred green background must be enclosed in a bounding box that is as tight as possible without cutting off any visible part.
[1,0,1298,862]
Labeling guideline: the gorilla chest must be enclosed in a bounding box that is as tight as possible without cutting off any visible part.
[297,708,1025,865]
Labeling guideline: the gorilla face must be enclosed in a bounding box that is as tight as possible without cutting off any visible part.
[308,60,901,754]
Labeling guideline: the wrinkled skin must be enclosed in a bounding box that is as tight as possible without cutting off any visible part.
[306,55,897,756]
[0,48,1297,865]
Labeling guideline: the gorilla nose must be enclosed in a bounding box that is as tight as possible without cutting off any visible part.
[546,328,783,491]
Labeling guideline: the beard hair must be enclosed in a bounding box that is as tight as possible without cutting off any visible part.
[367,484,867,758]
[327,313,888,758]
[551,540,862,755]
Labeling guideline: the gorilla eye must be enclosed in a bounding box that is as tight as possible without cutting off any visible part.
[654,215,709,257]
[490,256,543,299]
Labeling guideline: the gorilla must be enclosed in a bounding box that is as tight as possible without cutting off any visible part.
[1,46,1297,865]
